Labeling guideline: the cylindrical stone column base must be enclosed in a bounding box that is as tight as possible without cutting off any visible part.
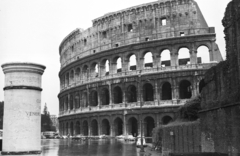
[1,62,46,156]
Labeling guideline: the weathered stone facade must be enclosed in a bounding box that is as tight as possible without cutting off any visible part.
[58,0,222,138]
[199,0,240,155]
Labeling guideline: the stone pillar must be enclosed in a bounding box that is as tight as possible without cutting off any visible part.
[190,50,197,64]
[108,84,113,105]
[1,62,45,156]
[170,48,178,66]
[154,80,159,105]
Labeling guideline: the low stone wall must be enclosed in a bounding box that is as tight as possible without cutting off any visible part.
[153,121,201,156]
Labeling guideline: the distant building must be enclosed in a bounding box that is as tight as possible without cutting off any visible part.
[50,115,59,132]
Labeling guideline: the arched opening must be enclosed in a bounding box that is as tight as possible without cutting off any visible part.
[161,82,172,100]
[82,92,88,107]
[162,116,173,125]
[101,88,110,105]
[90,90,98,106]
[114,118,123,136]
[75,68,80,81]
[65,96,68,110]
[126,85,137,103]
[75,121,80,135]
[178,47,190,65]
[70,122,74,136]
[179,80,192,99]
[143,83,154,101]
[144,52,153,68]
[113,86,123,104]
[66,73,69,86]
[128,117,138,137]
[100,59,110,76]
[129,54,137,71]
[160,49,171,67]
[102,119,110,135]
[144,117,155,137]
[75,93,80,108]
[70,95,73,110]
[90,63,99,78]
[66,122,69,135]
[199,79,206,93]
[197,46,210,63]
[82,65,89,80]
[112,57,122,73]
[83,121,88,136]
[91,120,98,136]
[70,70,74,84]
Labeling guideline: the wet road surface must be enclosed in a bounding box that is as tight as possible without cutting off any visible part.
[41,139,141,156]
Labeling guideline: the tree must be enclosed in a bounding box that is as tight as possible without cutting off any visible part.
[41,103,56,132]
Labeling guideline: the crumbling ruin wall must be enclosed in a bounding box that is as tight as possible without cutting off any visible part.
[200,0,240,155]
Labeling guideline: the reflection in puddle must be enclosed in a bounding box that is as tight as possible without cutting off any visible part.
[41,139,138,156]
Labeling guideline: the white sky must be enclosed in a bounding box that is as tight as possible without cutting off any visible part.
[0,0,231,116]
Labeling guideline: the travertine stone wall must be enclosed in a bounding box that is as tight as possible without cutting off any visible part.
[59,0,214,68]
[200,0,240,155]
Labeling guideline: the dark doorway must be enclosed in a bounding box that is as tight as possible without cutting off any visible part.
[162,82,172,100]
[113,86,123,104]
[102,119,110,135]
[127,85,137,103]
[114,118,123,136]
[128,117,138,137]
[179,80,192,99]
[143,83,154,101]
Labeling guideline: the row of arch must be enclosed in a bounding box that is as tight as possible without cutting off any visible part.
[60,0,194,52]
[61,46,210,89]
[59,79,205,111]
[60,115,173,137]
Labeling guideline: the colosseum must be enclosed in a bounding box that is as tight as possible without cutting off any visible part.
[58,0,223,138]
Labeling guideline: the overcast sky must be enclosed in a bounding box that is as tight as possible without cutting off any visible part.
[0,0,231,116]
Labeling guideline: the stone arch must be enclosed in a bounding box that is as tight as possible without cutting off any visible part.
[82,91,88,107]
[75,67,81,81]
[82,65,89,80]
[83,120,88,136]
[90,90,98,106]
[70,70,74,84]
[100,59,110,76]
[70,94,73,110]
[127,53,137,71]
[143,83,154,101]
[65,96,68,110]
[143,51,153,68]
[160,49,171,67]
[101,87,110,105]
[199,79,206,93]
[126,85,137,103]
[128,117,138,137]
[65,122,69,135]
[66,72,69,86]
[113,86,123,104]
[162,115,173,125]
[90,62,99,78]
[161,82,172,100]
[179,80,192,99]
[70,122,74,136]
[102,119,110,135]
[112,56,122,73]
[91,119,98,136]
[75,93,80,108]
[75,121,80,135]
[143,116,155,137]
[114,117,123,136]
[178,47,190,65]
[197,45,210,63]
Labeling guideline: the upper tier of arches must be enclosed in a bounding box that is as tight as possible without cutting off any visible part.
[59,0,210,68]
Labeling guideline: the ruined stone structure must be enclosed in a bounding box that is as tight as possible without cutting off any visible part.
[58,0,222,137]
[199,0,240,155]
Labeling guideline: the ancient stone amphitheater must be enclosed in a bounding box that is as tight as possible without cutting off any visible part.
[58,0,222,137]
